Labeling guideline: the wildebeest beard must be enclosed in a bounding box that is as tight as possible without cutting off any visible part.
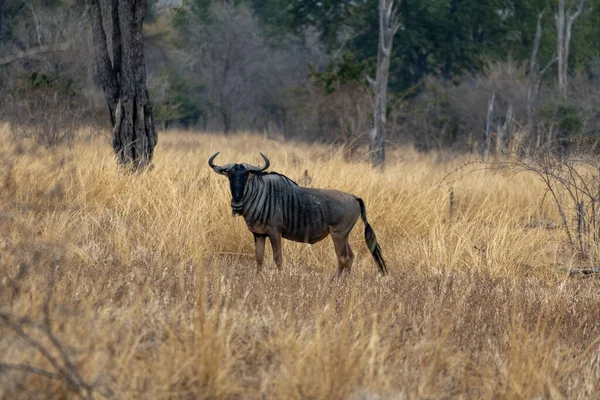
[232,206,243,216]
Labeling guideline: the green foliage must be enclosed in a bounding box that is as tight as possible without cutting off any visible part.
[161,0,600,139]
[310,52,369,94]
[569,0,600,73]
[246,0,294,37]
[540,102,583,137]
[0,0,86,42]
[151,69,209,127]
[5,0,600,144]
[173,0,294,40]
[557,104,583,136]
[288,0,600,92]
[172,0,215,28]
[290,0,523,90]
[17,72,77,96]
[27,71,54,88]
[288,0,354,48]
[146,0,159,23]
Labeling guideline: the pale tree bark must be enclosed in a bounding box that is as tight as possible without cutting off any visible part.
[88,0,157,170]
[555,0,585,101]
[0,43,71,66]
[497,104,512,156]
[526,11,557,154]
[482,91,495,161]
[367,0,401,168]
[527,11,544,151]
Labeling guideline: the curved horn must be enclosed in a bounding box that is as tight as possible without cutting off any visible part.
[208,152,234,175]
[242,153,270,173]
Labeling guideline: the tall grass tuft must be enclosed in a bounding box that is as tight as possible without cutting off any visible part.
[1,127,600,398]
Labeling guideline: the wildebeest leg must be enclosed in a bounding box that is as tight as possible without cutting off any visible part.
[332,233,354,279]
[268,233,283,270]
[254,233,266,273]
[344,241,355,275]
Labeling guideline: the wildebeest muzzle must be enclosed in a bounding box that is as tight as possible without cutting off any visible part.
[231,200,244,216]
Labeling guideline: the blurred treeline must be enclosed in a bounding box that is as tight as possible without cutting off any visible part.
[1,0,600,151]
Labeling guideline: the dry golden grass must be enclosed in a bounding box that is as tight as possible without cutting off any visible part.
[2,124,600,399]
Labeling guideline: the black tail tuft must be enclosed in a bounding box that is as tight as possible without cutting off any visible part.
[356,197,387,276]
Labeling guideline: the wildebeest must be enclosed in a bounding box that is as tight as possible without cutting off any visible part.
[209,152,387,278]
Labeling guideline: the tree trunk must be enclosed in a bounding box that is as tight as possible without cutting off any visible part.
[482,91,495,161]
[556,0,585,101]
[0,0,6,41]
[526,10,558,155]
[221,107,232,134]
[413,51,429,82]
[497,104,512,156]
[556,0,566,99]
[369,0,401,168]
[527,11,544,153]
[88,0,157,170]
[442,0,458,82]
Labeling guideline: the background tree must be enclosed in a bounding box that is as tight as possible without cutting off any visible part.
[555,0,585,100]
[367,0,400,167]
[2,0,600,155]
[0,0,6,41]
[172,0,318,134]
[527,11,546,152]
[88,0,157,169]
[292,0,514,91]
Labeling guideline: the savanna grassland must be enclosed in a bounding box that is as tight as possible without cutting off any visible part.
[2,125,600,399]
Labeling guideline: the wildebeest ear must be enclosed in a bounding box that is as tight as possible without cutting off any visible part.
[208,152,234,175]
[211,167,231,176]
[242,153,270,173]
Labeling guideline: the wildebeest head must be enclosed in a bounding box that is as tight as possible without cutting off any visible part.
[208,152,270,215]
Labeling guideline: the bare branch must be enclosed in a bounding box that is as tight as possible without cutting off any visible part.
[382,44,391,59]
[390,2,402,36]
[0,312,73,387]
[526,11,555,151]
[385,0,394,21]
[557,0,586,100]
[28,0,43,47]
[529,10,545,75]
[540,55,558,76]
[385,0,396,28]
[0,43,70,66]
[366,74,376,89]
[76,4,90,34]
[0,310,96,398]
[0,363,61,380]
[568,0,585,23]
[391,19,402,36]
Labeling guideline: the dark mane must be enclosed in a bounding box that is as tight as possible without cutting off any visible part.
[256,171,299,186]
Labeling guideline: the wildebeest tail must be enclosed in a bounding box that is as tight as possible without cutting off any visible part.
[355,197,387,275]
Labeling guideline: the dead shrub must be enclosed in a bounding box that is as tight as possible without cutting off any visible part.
[2,73,85,148]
